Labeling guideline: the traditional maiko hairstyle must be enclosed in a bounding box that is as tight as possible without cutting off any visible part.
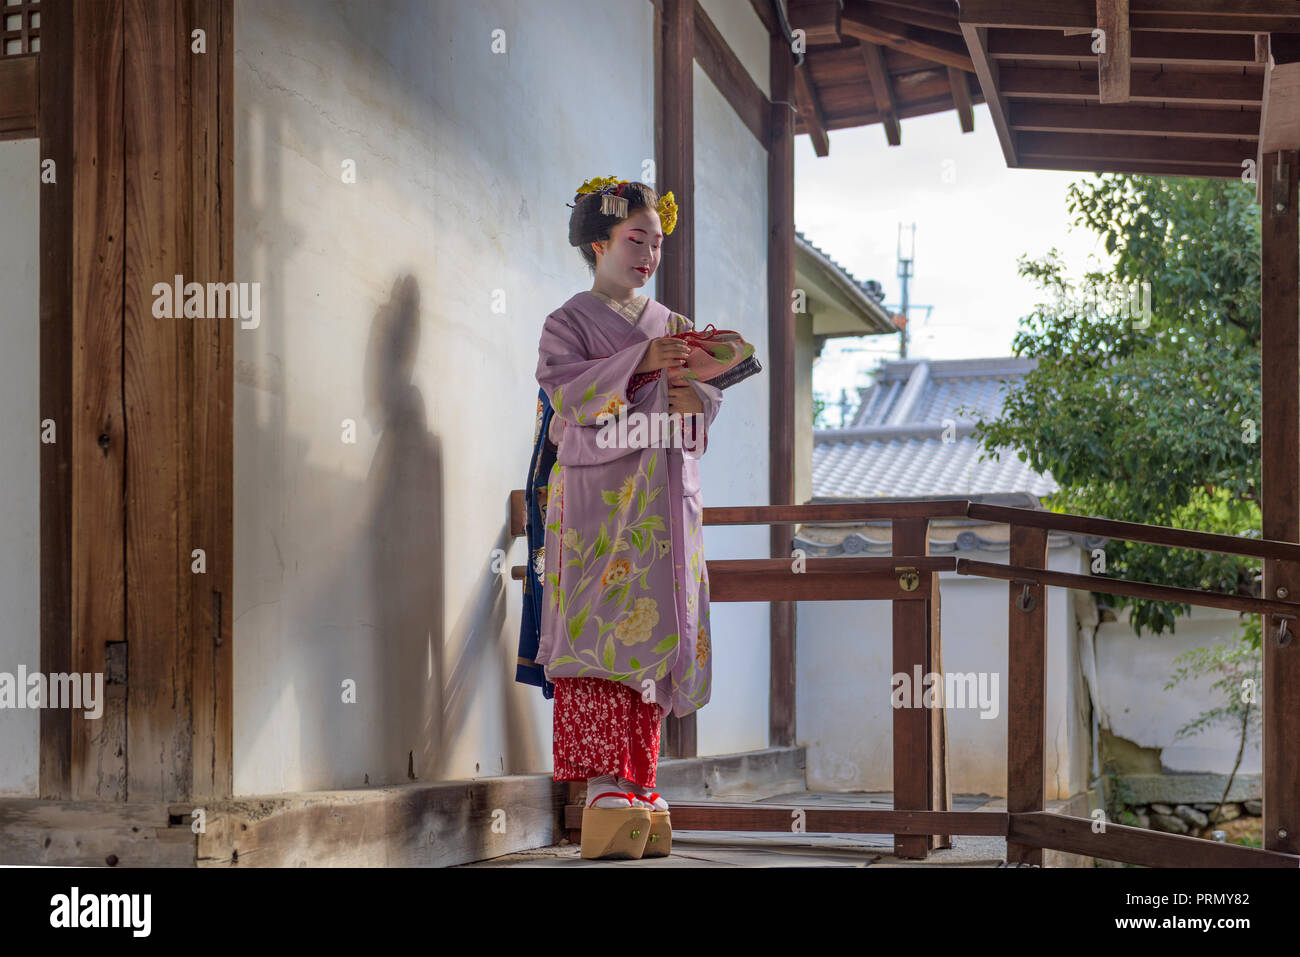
[567,176,677,272]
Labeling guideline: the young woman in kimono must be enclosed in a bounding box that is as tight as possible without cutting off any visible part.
[533,177,723,859]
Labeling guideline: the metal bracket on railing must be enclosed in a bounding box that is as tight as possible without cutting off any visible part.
[1274,613,1296,648]
[1012,577,1038,612]
[895,566,920,592]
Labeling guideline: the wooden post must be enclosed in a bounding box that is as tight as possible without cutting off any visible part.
[659,0,697,759]
[768,6,797,750]
[1260,148,1300,857]
[41,0,234,801]
[891,517,930,858]
[68,0,127,801]
[928,566,952,849]
[37,0,80,799]
[1006,524,1048,865]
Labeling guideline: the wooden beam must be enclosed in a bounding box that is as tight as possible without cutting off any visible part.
[659,0,696,760]
[768,24,797,751]
[785,0,841,46]
[1260,34,1300,154]
[861,1,962,36]
[791,63,830,155]
[860,41,901,145]
[70,0,127,802]
[1022,155,1245,178]
[1009,101,1260,139]
[960,20,1020,166]
[998,66,1263,105]
[0,54,37,139]
[842,0,975,73]
[801,88,988,134]
[960,0,1300,33]
[1006,525,1047,866]
[39,0,76,800]
[693,0,770,146]
[987,27,1258,65]
[1097,0,1131,104]
[1010,812,1300,867]
[1017,130,1258,167]
[1260,149,1300,858]
[569,803,1006,835]
[947,66,974,132]
[871,0,961,19]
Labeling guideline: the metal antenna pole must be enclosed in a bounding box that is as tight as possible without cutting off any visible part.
[897,222,915,359]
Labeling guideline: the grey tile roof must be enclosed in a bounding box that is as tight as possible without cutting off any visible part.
[813,356,1059,503]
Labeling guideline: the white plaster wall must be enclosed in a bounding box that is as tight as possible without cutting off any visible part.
[692,44,771,756]
[1096,604,1261,774]
[232,0,772,793]
[0,138,40,796]
[797,541,1091,799]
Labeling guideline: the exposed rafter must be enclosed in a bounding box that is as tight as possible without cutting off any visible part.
[947,66,974,133]
[842,0,975,72]
[860,40,901,145]
[1097,0,1131,103]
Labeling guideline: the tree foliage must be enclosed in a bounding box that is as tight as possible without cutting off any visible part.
[962,174,1264,636]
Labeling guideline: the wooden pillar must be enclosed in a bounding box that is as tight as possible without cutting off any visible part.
[768,13,797,750]
[1006,525,1047,865]
[41,0,233,802]
[1260,148,1300,857]
[38,0,82,800]
[891,517,929,858]
[658,0,697,759]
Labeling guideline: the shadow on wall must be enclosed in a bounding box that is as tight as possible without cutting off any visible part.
[362,272,539,785]
[233,1,545,791]
[363,274,445,780]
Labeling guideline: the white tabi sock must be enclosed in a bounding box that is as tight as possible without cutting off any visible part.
[618,776,669,811]
[585,774,629,808]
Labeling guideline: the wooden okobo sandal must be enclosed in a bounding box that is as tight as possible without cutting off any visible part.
[632,793,672,858]
[580,792,651,860]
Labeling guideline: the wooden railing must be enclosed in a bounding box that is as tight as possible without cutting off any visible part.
[508,492,1300,867]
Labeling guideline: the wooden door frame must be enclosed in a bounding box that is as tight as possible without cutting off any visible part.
[36,0,234,802]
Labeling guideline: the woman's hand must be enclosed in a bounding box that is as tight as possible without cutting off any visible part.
[668,384,704,415]
[635,336,691,374]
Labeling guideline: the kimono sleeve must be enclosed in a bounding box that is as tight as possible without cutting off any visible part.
[668,312,724,459]
[536,313,656,428]
[682,379,722,459]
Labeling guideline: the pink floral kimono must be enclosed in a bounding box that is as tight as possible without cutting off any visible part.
[535,291,723,720]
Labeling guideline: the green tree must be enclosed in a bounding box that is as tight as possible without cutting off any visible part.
[963,174,1263,637]
[963,175,1270,811]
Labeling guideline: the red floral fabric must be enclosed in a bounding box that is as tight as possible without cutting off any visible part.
[552,676,664,789]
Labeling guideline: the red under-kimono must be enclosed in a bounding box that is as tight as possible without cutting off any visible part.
[551,676,662,788]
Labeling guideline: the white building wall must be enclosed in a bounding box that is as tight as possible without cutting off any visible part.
[1096,603,1260,775]
[797,539,1092,799]
[0,138,40,795]
[691,2,771,757]
[231,0,773,794]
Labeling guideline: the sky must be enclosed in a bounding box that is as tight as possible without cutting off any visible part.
[795,102,1119,427]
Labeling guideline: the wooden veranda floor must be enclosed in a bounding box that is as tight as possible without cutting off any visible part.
[455,790,1087,868]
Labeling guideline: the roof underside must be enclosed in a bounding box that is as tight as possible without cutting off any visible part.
[788,0,1300,180]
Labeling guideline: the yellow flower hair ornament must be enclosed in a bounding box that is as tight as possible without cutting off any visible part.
[657,191,677,236]
[568,177,677,235]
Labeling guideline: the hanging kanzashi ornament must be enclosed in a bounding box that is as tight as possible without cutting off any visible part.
[568,176,677,235]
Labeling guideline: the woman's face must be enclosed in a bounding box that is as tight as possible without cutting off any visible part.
[594,207,662,288]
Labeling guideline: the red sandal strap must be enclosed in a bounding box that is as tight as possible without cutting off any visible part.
[587,791,637,808]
